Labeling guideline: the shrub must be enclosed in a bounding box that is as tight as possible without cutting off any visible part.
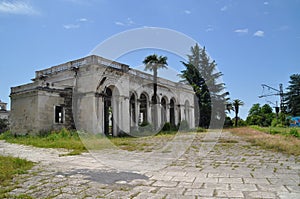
[269,129,281,135]
[238,119,247,127]
[224,116,233,128]
[138,122,154,133]
[161,122,171,131]
[289,128,299,138]
[195,127,206,132]
[139,121,149,127]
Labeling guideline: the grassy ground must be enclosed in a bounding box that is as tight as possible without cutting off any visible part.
[229,127,300,156]
[0,129,180,154]
[2,126,299,156]
[250,125,300,137]
[0,155,34,198]
[0,129,86,154]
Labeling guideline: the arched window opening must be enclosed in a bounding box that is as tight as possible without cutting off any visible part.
[130,94,136,126]
[170,98,175,127]
[104,87,113,136]
[139,93,148,125]
[161,98,167,125]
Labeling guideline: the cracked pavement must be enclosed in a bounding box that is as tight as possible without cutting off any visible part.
[0,131,299,198]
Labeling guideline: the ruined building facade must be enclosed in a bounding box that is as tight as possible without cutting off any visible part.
[0,100,9,120]
[10,55,195,135]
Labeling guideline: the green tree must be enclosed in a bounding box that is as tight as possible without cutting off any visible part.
[143,54,168,129]
[180,44,229,128]
[232,99,244,127]
[261,104,275,126]
[246,103,275,126]
[224,116,233,128]
[261,104,273,114]
[285,74,300,116]
[248,103,261,116]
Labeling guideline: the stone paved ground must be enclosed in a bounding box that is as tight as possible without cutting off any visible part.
[0,131,299,199]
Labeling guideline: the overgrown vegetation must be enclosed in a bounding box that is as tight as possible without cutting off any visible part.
[250,125,300,138]
[0,127,200,154]
[246,104,276,127]
[230,127,300,156]
[0,128,86,153]
[0,155,34,197]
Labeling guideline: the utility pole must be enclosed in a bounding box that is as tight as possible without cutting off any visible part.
[259,84,285,114]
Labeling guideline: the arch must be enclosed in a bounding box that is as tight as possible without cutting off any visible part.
[170,98,176,127]
[129,92,137,128]
[103,85,120,136]
[104,87,113,136]
[139,93,148,125]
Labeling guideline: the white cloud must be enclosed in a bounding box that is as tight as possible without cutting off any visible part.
[184,10,191,14]
[234,28,248,34]
[115,21,125,26]
[115,18,135,26]
[220,6,227,12]
[0,1,38,15]
[63,18,89,29]
[253,30,264,37]
[78,18,87,22]
[63,24,80,29]
[264,2,269,5]
[127,18,134,25]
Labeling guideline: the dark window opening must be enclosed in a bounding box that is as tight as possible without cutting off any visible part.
[139,93,148,124]
[161,98,167,125]
[55,106,64,123]
[104,87,113,136]
[130,94,136,125]
[170,99,175,126]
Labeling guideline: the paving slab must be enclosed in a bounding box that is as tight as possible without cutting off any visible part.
[0,131,299,198]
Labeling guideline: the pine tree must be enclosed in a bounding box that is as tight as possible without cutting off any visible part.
[180,44,229,128]
[285,74,300,116]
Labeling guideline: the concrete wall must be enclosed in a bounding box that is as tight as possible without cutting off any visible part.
[10,91,39,135]
[37,90,65,132]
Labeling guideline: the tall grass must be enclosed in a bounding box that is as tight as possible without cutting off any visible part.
[230,127,300,156]
[0,129,181,153]
[0,128,86,152]
[250,125,300,137]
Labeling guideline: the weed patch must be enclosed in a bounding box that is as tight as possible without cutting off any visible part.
[0,156,34,197]
[229,127,300,156]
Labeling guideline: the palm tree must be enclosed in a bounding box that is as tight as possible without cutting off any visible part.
[232,99,244,127]
[143,54,168,129]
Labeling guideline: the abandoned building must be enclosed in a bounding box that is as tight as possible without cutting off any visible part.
[10,55,195,136]
[0,100,9,120]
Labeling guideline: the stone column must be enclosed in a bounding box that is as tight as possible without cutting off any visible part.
[120,95,130,134]
[190,105,195,128]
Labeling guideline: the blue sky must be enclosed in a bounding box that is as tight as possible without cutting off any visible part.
[0,0,299,119]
